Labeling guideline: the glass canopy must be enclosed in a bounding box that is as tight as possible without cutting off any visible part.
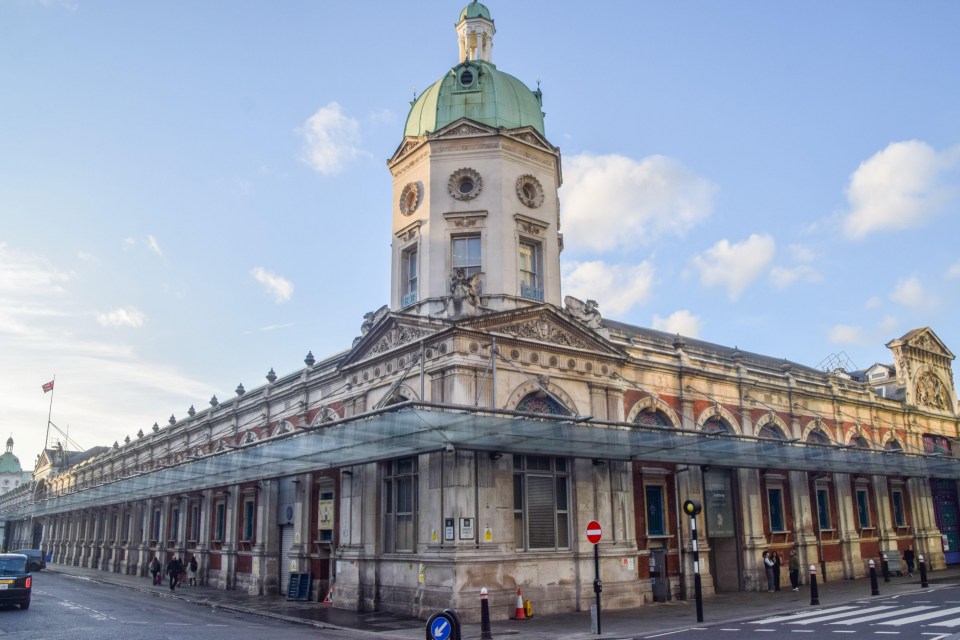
[15,403,960,518]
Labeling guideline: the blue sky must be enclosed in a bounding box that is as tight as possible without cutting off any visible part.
[2,0,958,463]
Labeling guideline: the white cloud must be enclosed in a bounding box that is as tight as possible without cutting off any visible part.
[652,310,702,338]
[560,153,716,253]
[691,234,776,300]
[299,102,363,175]
[562,260,654,316]
[77,251,97,263]
[865,296,882,310]
[97,307,146,328]
[842,140,960,239]
[251,267,294,303]
[890,276,937,310]
[828,324,867,345]
[146,235,163,256]
[122,237,137,250]
[770,264,821,289]
[0,242,73,297]
[947,261,960,279]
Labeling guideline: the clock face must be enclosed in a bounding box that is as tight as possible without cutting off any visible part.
[399,182,421,215]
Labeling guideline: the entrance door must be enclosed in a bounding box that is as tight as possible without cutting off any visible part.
[704,468,741,591]
[279,525,295,592]
[932,479,960,564]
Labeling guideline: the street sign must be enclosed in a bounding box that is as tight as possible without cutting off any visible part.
[429,615,452,640]
[586,520,602,544]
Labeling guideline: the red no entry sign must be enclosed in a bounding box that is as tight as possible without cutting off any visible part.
[586,520,603,544]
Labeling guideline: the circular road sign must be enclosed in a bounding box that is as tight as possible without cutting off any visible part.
[429,614,453,640]
[586,520,603,544]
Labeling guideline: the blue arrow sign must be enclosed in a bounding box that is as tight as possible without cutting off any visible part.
[430,615,451,640]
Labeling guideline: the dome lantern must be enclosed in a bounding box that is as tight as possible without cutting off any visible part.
[457,1,495,64]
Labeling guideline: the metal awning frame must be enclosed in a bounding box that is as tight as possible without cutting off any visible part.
[12,401,960,519]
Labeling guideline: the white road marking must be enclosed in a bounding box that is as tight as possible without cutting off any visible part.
[789,606,895,625]
[830,606,934,625]
[881,606,960,626]
[750,606,858,624]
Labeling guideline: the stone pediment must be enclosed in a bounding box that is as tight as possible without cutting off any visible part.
[388,137,427,167]
[503,127,556,154]
[430,118,499,139]
[344,314,450,367]
[460,306,624,356]
[903,328,955,359]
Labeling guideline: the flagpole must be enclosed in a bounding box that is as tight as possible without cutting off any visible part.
[44,375,56,451]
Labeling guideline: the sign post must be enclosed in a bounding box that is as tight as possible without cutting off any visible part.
[683,500,704,623]
[586,520,603,634]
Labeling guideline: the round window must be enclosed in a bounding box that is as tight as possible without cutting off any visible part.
[460,69,474,87]
[448,168,483,201]
[515,174,545,208]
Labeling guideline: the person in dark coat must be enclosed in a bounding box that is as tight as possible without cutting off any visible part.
[149,557,161,586]
[166,556,183,591]
[772,551,782,591]
[903,545,916,577]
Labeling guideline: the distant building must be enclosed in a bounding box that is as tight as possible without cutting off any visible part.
[1,1,958,620]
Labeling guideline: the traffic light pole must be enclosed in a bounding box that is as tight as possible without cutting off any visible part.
[691,513,703,623]
[683,499,704,623]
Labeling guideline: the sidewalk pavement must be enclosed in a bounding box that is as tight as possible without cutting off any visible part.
[45,562,960,639]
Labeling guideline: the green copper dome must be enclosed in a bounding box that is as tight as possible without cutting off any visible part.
[0,451,21,474]
[459,1,492,22]
[404,61,545,138]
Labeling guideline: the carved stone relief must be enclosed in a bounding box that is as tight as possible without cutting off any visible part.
[362,325,435,361]
[916,371,949,410]
[495,318,591,349]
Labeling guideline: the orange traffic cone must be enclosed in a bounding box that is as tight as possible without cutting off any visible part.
[511,588,526,620]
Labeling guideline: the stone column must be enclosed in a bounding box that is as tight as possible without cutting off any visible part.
[790,471,817,585]
[834,473,860,579]
[908,477,945,569]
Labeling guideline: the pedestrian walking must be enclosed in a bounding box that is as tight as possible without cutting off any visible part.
[904,545,915,577]
[149,556,162,586]
[166,555,183,591]
[788,549,800,591]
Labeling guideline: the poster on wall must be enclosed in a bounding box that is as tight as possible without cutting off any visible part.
[704,469,735,537]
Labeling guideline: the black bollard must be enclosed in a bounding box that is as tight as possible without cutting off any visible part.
[881,554,890,583]
[869,559,880,596]
[809,564,820,606]
[480,587,493,640]
[919,554,929,588]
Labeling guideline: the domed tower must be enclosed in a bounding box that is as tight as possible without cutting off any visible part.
[388,1,562,318]
[0,436,24,495]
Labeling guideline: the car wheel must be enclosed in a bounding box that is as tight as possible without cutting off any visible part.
[20,598,30,610]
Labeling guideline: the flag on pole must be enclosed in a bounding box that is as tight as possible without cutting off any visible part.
[42,380,55,393]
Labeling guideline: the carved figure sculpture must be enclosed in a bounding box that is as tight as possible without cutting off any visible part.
[564,295,602,329]
[360,305,389,336]
[449,269,484,308]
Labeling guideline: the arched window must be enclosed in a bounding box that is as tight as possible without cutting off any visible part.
[758,423,786,440]
[516,393,568,416]
[806,429,830,445]
[884,439,903,452]
[634,409,672,428]
[702,417,730,435]
[849,435,870,449]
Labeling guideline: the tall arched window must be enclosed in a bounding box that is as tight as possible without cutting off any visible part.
[884,439,903,452]
[806,429,830,445]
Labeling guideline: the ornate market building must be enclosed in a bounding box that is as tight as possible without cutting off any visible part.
[2,2,959,621]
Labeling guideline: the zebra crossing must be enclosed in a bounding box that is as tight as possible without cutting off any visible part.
[743,602,960,635]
